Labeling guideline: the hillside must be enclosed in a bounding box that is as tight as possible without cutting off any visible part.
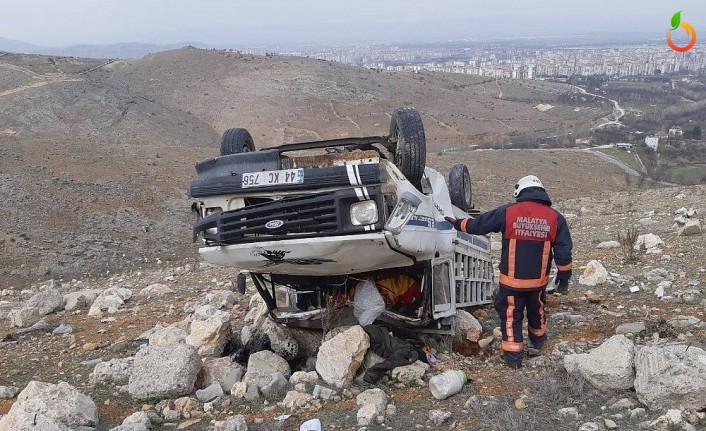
[101,47,607,150]
[0,47,643,287]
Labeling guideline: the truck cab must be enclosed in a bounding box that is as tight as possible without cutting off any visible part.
[189,108,494,327]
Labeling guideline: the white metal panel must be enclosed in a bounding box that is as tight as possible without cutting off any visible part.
[199,233,414,275]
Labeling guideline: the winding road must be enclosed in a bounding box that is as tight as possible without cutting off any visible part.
[572,85,625,129]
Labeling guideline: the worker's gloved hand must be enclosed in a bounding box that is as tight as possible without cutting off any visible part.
[554,277,569,295]
[444,216,463,231]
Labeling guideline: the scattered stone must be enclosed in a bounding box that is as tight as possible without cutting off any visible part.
[428,410,452,425]
[128,344,202,400]
[578,422,602,431]
[0,386,19,399]
[665,409,682,425]
[140,283,175,297]
[242,317,299,361]
[289,371,319,386]
[675,289,701,304]
[63,289,102,311]
[615,322,646,335]
[579,260,609,286]
[8,307,42,328]
[244,350,291,389]
[678,219,702,236]
[667,316,704,330]
[609,398,637,410]
[514,398,527,410]
[357,404,379,426]
[478,336,494,349]
[89,357,134,385]
[83,341,103,351]
[644,268,673,283]
[391,361,429,383]
[201,357,244,393]
[316,325,369,388]
[186,309,232,357]
[230,382,246,399]
[356,388,388,415]
[14,319,51,335]
[195,382,224,403]
[564,335,635,391]
[557,407,579,420]
[88,287,133,317]
[25,289,65,315]
[244,384,260,401]
[634,234,664,251]
[177,418,201,429]
[280,390,314,410]
[452,310,483,342]
[0,381,97,429]
[52,323,73,335]
[149,325,188,346]
[173,397,202,418]
[596,241,620,249]
[260,372,289,400]
[634,344,706,410]
[567,314,587,323]
[207,290,237,310]
[629,408,646,418]
[604,418,618,429]
[122,411,152,429]
[313,384,335,400]
[221,415,248,431]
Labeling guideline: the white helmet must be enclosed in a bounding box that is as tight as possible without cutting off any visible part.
[514,175,544,197]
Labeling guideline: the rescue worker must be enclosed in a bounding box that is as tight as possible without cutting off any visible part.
[445,175,572,369]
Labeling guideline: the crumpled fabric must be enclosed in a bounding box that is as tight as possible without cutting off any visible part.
[362,324,426,383]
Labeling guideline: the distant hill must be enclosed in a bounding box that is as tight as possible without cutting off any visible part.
[0,36,213,58]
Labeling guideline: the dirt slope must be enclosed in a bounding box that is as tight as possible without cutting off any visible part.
[102,47,604,150]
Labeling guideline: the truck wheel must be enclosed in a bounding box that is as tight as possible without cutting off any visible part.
[448,164,473,212]
[220,128,256,155]
[389,107,426,188]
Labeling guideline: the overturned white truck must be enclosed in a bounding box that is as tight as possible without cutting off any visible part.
[189,108,494,328]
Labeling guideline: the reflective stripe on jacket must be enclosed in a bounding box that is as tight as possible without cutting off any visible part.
[459,187,573,290]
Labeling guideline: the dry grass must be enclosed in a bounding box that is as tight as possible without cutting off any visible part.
[617,226,640,263]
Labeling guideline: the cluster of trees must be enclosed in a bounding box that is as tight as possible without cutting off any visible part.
[683,126,702,140]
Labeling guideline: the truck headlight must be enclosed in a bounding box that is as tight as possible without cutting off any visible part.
[350,200,379,226]
[384,192,422,235]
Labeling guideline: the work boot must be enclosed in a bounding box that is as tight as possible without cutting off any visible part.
[527,340,544,357]
[502,356,523,369]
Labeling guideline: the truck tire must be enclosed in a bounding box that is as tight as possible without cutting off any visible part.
[220,128,256,155]
[389,107,426,188]
[448,164,473,212]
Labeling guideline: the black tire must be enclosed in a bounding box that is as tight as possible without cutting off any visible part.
[448,164,473,212]
[389,107,426,188]
[220,128,256,155]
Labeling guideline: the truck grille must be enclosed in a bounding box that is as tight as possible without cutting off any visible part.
[194,187,383,245]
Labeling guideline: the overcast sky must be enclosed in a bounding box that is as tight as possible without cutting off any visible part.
[1,0,704,47]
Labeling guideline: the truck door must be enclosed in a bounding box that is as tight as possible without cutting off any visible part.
[431,258,456,319]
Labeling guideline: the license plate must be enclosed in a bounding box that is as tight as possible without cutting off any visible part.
[241,168,304,188]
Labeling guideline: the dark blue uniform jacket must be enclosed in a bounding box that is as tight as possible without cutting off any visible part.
[458,187,573,290]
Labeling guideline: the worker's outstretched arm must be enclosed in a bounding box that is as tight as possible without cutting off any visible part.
[445,204,508,235]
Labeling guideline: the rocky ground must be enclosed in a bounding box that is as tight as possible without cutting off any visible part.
[0,185,704,431]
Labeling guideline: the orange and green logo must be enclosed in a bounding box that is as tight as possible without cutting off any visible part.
[667,10,696,52]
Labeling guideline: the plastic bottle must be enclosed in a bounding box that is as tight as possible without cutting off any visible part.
[428,370,467,400]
